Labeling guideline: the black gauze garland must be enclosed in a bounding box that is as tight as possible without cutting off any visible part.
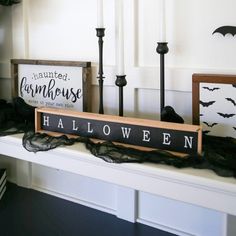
[0,97,235,178]
[0,0,20,6]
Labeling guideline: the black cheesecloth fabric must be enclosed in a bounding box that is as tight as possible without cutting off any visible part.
[0,0,21,6]
[0,97,235,178]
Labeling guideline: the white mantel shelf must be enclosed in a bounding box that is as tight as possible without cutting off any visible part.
[1,134,236,216]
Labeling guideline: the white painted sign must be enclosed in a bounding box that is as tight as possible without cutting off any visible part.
[18,64,83,110]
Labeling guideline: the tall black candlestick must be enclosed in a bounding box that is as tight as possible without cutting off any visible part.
[156,42,169,117]
[96,28,105,114]
[115,75,127,116]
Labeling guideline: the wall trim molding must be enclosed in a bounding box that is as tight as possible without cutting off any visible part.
[91,64,236,92]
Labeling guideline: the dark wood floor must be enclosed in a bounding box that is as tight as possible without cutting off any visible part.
[0,182,176,236]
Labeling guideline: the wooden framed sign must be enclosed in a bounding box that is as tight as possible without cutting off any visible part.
[35,107,202,156]
[192,74,236,138]
[11,59,91,111]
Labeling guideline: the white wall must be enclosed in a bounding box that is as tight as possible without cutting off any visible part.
[1,1,236,235]
[0,6,13,64]
[5,0,236,119]
[0,5,13,100]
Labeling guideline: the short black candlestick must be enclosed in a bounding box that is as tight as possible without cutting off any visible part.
[115,75,127,116]
[156,42,169,118]
[96,28,105,114]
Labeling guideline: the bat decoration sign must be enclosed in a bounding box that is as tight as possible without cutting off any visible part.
[225,98,236,106]
[217,112,236,118]
[199,100,216,107]
[213,26,236,36]
[202,122,218,128]
[202,86,220,92]
[192,74,236,139]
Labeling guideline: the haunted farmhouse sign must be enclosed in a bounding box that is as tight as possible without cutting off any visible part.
[11,59,91,111]
[36,107,202,155]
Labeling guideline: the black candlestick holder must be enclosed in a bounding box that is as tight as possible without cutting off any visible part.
[115,75,127,116]
[96,28,105,114]
[156,43,184,124]
[156,42,169,117]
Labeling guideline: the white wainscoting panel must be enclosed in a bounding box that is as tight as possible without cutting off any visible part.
[138,191,225,236]
[31,164,117,215]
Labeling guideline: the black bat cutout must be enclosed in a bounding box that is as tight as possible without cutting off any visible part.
[233,85,236,88]
[199,114,204,117]
[202,86,220,91]
[203,121,218,128]
[226,98,236,106]
[213,26,236,36]
[233,127,236,131]
[200,100,216,107]
[217,112,236,118]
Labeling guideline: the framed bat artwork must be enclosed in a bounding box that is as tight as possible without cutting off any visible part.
[192,74,236,138]
[11,59,91,112]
